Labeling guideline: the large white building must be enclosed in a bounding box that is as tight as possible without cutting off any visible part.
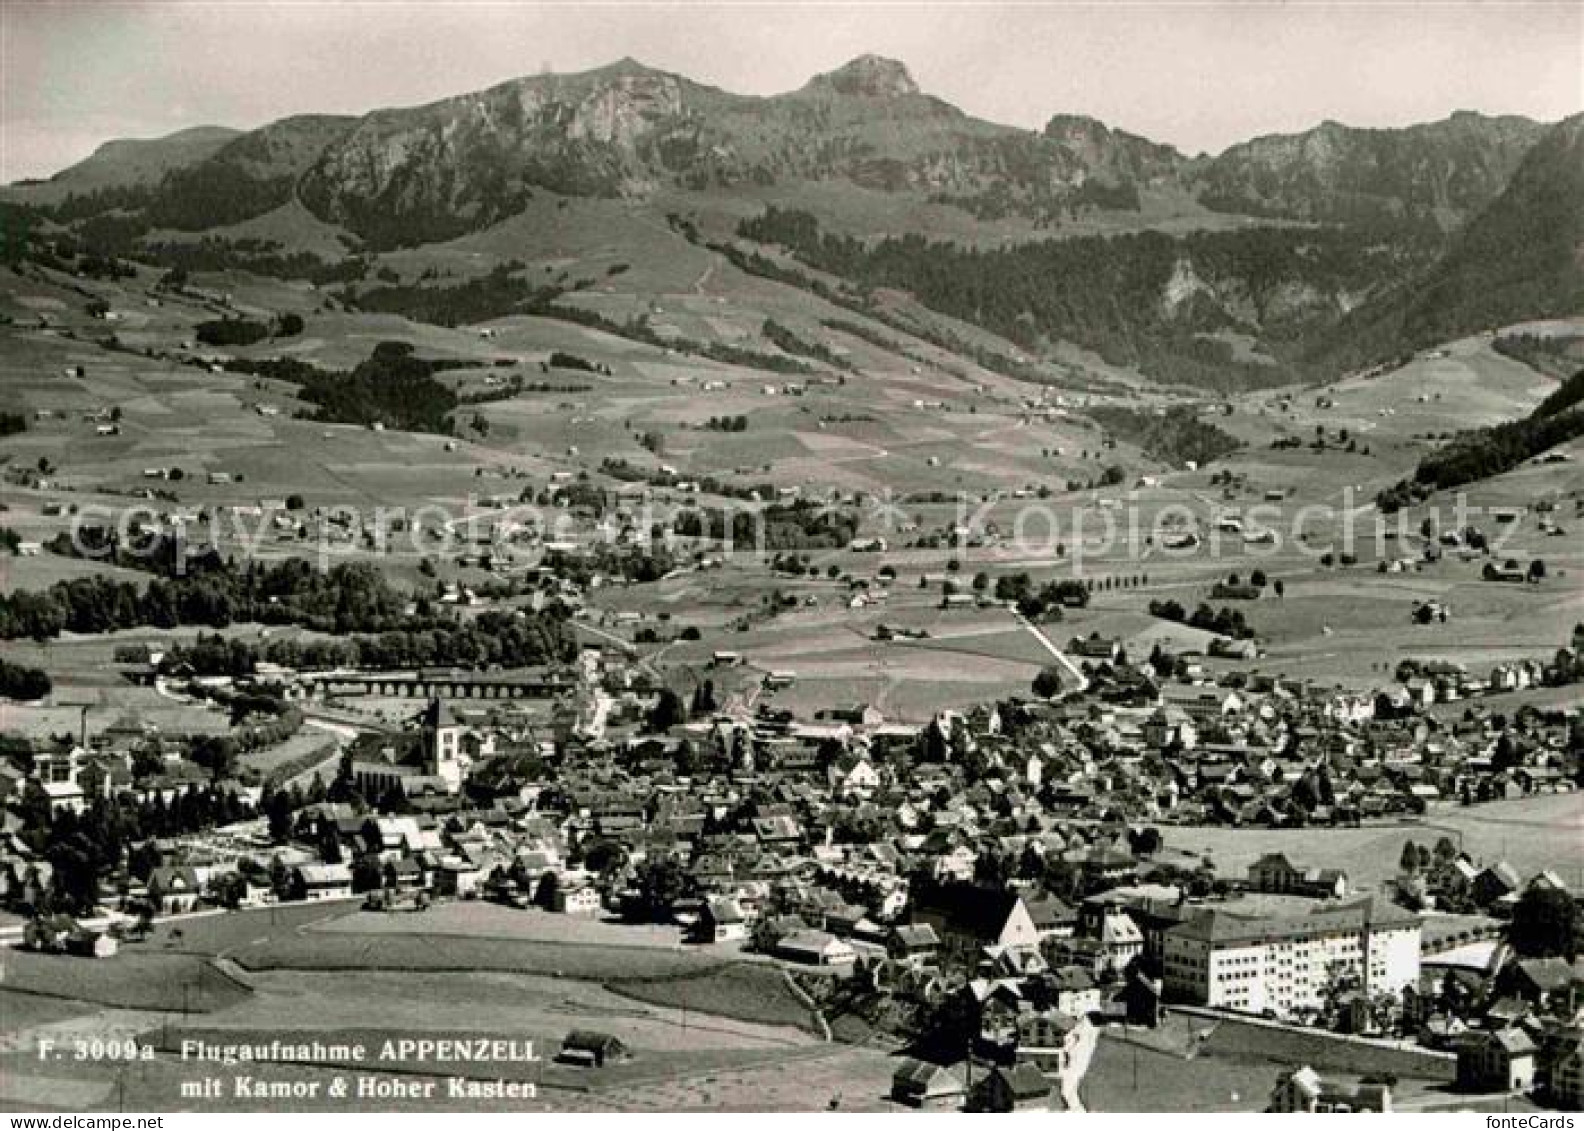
[1161,897,1420,1019]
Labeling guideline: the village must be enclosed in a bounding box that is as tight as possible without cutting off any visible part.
[3,597,1581,1112]
[2,6,1583,1113]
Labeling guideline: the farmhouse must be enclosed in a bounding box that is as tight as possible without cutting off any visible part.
[1456,1027,1537,1092]
[1268,1066,1393,1112]
[890,1058,966,1110]
[970,1063,1055,1112]
[148,866,204,914]
[692,898,748,943]
[1069,634,1123,661]
[292,863,353,901]
[557,1031,629,1068]
[776,929,856,966]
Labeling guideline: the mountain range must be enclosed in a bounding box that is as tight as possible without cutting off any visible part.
[6,54,1579,389]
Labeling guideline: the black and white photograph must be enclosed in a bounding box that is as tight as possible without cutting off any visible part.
[0,0,1580,1117]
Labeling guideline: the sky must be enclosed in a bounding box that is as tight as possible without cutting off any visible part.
[2,0,1580,182]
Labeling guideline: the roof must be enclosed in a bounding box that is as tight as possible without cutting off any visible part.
[1251,853,1298,873]
[891,924,941,948]
[1098,911,1143,946]
[779,930,851,954]
[1167,895,1419,948]
[1516,957,1584,993]
[1025,895,1075,928]
[562,1030,626,1052]
[1481,861,1523,890]
[149,866,201,890]
[422,698,464,729]
[1048,966,1096,992]
[1479,1027,1539,1057]
[892,1057,964,1091]
[295,863,352,884]
[1280,1065,1323,1097]
[994,1062,1053,1099]
[913,886,1027,942]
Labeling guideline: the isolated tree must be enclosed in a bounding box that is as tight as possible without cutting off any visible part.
[1398,841,1421,873]
[1129,827,1163,856]
[751,914,788,955]
[1032,667,1064,698]
[534,870,560,909]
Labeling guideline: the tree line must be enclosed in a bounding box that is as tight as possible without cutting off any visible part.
[161,610,575,675]
[1149,598,1257,639]
[0,557,470,642]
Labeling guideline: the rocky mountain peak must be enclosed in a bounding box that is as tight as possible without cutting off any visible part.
[807,54,920,98]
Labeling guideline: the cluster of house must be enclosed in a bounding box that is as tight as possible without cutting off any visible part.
[1388,654,1576,710]
[1447,966,1584,1111]
[6,628,1575,930]
[1398,865,1584,1110]
[0,710,228,814]
[1032,644,1578,825]
[1,583,1579,1114]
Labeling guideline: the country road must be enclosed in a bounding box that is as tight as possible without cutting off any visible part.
[1013,611,1090,694]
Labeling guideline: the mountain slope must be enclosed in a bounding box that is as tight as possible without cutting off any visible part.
[4,126,241,207]
[4,55,1572,395]
[143,114,357,232]
[1192,111,1547,228]
[9,56,1554,255]
[295,55,1198,247]
[1311,113,1584,372]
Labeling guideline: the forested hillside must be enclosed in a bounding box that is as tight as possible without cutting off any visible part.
[736,206,1433,391]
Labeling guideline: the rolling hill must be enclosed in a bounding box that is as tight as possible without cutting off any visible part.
[9,125,241,205]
